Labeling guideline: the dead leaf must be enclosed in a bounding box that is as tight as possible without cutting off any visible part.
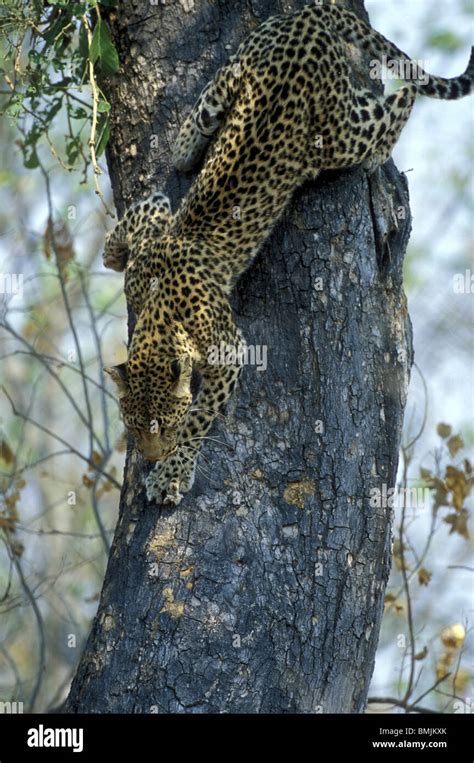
[115,432,127,453]
[11,540,24,557]
[441,624,465,650]
[432,478,449,511]
[0,440,15,465]
[437,423,452,439]
[444,509,469,539]
[88,451,103,471]
[43,218,75,281]
[384,593,405,614]
[0,515,15,531]
[415,646,428,661]
[445,466,469,511]
[418,567,432,586]
[453,668,469,694]
[447,434,464,458]
[436,653,453,681]
[393,539,410,571]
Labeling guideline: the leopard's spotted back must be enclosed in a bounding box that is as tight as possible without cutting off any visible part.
[167,2,473,283]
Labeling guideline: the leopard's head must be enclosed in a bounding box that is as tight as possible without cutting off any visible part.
[105,318,195,461]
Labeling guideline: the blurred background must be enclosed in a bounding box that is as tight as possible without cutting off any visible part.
[0,0,472,712]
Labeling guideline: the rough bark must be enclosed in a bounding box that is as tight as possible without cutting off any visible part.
[66,0,413,713]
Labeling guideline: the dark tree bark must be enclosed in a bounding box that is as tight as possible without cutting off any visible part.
[66,0,413,713]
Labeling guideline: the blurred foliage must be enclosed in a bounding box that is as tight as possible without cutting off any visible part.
[0,16,122,707]
[378,424,472,713]
[426,30,465,52]
[0,0,118,181]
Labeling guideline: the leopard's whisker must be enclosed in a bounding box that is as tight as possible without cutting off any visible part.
[189,406,227,422]
[188,435,233,449]
[179,448,214,477]
[195,462,214,479]
[180,443,213,467]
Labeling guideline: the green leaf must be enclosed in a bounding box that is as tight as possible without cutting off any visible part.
[96,118,110,157]
[89,19,119,76]
[32,0,44,17]
[43,15,72,46]
[45,98,63,124]
[97,99,111,113]
[71,106,88,120]
[28,50,47,65]
[66,137,82,165]
[100,28,119,76]
[89,21,101,64]
[426,31,464,53]
[78,22,89,59]
[5,93,24,120]
[24,147,39,169]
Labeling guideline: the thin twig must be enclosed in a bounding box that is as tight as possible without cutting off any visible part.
[448,565,474,572]
[0,349,117,402]
[410,673,451,708]
[367,697,438,714]
[79,270,110,451]
[91,479,110,554]
[39,164,103,467]
[404,363,428,451]
[399,447,416,705]
[17,524,114,539]
[2,386,120,490]
[1,320,106,454]
[10,550,46,712]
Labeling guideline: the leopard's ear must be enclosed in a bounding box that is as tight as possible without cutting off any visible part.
[104,363,128,398]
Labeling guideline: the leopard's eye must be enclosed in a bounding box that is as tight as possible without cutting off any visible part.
[169,359,181,382]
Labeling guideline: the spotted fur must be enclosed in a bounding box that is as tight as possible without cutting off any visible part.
[104,3,473,505]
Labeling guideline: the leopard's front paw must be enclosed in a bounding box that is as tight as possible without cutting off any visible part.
[145,450,197,506]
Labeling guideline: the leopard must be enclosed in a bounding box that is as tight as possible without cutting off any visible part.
[103,2,473,506]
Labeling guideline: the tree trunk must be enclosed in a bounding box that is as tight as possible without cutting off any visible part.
[66,0,413,713]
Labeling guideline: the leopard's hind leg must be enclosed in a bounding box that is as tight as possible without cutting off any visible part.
[172,61,241,172]
[360,84,418,173]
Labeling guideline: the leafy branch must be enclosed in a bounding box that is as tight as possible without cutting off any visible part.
[0,0,118,213]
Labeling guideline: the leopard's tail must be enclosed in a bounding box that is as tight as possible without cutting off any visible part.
[331,6,473,100]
